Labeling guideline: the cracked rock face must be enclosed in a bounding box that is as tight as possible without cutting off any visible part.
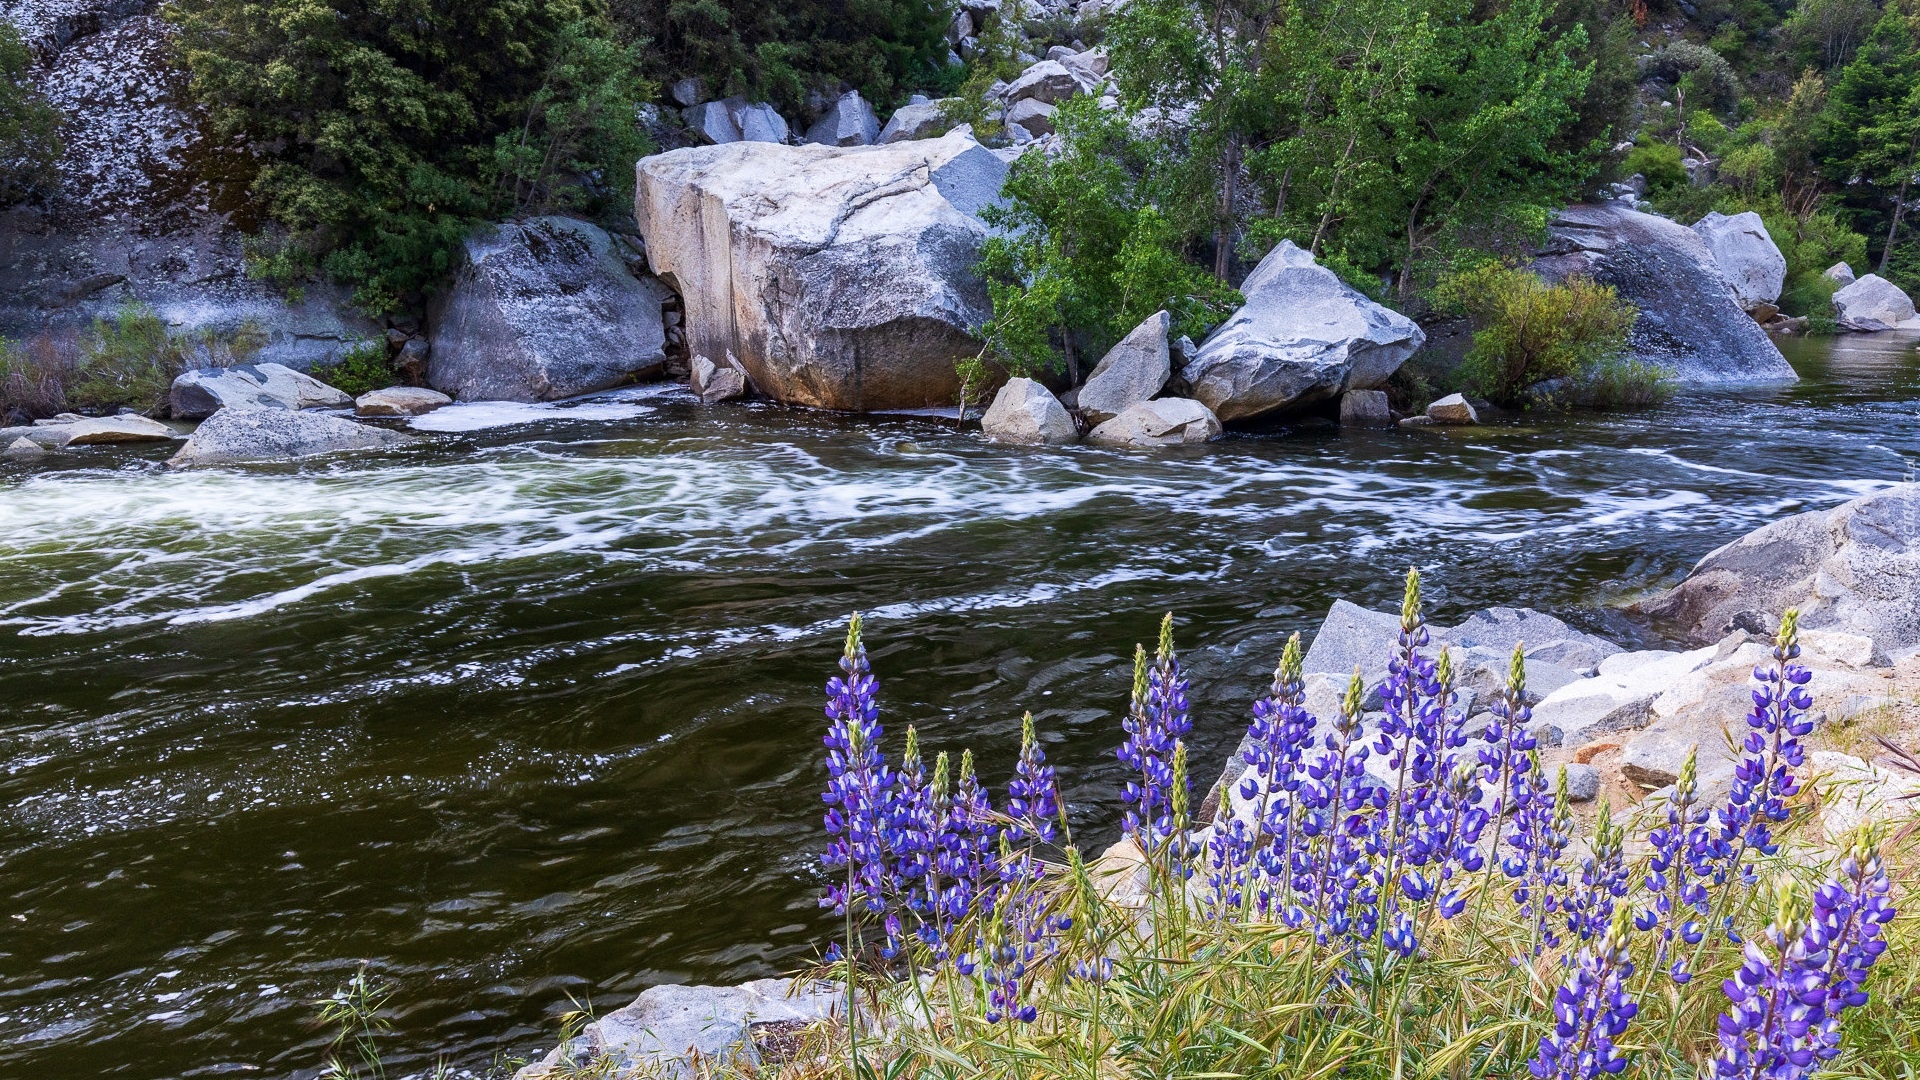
[634,130,1009,411]
[1533,203,1797,387]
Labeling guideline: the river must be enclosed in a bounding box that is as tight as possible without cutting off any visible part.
[1,331,1916,1078]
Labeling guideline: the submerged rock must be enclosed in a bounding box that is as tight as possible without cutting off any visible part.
[1832,274,1920,331]
[427,217,674,403]
[1183,241,1424,422]
[689,354,751,404]
[1077,310,1170,424]
[981,377,1077,444]
[1086,397,1220,447]
[635,130,1007,411]
[354,386,451,417]
[1690,211,1786,313]
[1533,203,1796,386]
[167,409,410,467]
[59,414,177,444]
[1639,483,1920,655]
[170,363,352,418]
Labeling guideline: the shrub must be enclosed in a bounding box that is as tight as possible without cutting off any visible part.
[0,23,61,205]
[1622,140,1688,192]
[1,335,70,418]
[3,304,270,417]
[1576,354,1676,408]
[1433,262,1638,408]
[793,582,1911,1079]
[312,340,395,398]
[1646,41,1742,113]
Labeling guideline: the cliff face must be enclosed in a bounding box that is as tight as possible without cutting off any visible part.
[1,0,377,369]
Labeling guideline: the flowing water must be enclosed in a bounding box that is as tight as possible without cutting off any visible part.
[2,332,1917,1079]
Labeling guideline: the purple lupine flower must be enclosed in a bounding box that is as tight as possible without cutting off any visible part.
[1529,908,1639,1079]
[1478,643,1540,821]
[1374,569,1445,866]
[890,727,937,955]
[974,841,1072,1024]
[1403,757,1490,921]
[1206,816,1255,920]
[1635,747,1713,983]
[936,749,1001,952]
[821,614,899,919]
[1237,633,1316,918]
[1711,610,1813,898]
[1712,877,1828,1079]
[1008,712,1060,845]
[1506,758,1572,955]
[1117,616,1192,854]
[1564,805,1629,944]
[1294,669,1381,944]
[1802,830,1897,1062]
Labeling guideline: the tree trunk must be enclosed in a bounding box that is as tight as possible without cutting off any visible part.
[1876,130,1917,273]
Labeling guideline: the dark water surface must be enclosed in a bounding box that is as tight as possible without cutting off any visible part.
[2,332,1917,1078]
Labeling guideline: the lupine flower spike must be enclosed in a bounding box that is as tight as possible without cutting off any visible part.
[820,613,898,921]
[1530,907,1639,1079]
[1008,712,1060,845]
[1565,802,1628,944]
[1712,609,1813,898]
[1636,747,1713,982]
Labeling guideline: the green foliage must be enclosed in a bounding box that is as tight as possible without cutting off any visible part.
[940,15,1026,141]
[0,23,62,204]
[318,967,392,1080]
[1782,0,1885,70]
[1648,41,1743,114]
[68,304,268,414]
[608,0,947,114]
[1818,0,1920,276]
[1576,354,1677,407]
[1434,262,1638,408]
[313,341,396,398]
[172,0,654,314]
[1624,140,1690,192]
[977,99,1239,379]
[0,336,66,417]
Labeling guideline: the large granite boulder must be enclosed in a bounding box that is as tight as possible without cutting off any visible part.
[1832,273,1920,331]
[634,130,1008,411]
[1639,483,1920,655]
[804,91,881,146]
[427,217,673,402]
[878,99,957,143]
[683,98,790,144]
[981,377,1077,444]
[1077,310,1169,423]
[1690,211,1785,313]
[169,362,352,418]
[1533,203,1796,386]
[1183,241,1424,422]
[166,408,410,467]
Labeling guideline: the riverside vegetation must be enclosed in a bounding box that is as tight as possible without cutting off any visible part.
[782,572,1913,1080]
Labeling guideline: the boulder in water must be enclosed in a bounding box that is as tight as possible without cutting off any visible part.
[1086,397,1220,447]
[170,363,353,418]
[1182,241,1424,422]
[1338,389,1391,427]
[1689,211,1786,313]
[354,387,451,417]
[513,978,845,1080]
[58,414,178,444]
[1832,274,1920,331]
[167,408,410,468]
[1638,483,1920,655]
[1533,203,1796,386]
[634,130,1007,411]
[1426,393,1478,425]
[689,354,751,404]
[427,217,674,403]
[1077,310,1170,424]
[981,377,1078,444]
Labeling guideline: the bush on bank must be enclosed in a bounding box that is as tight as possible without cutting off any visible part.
[790,573,1914,1080]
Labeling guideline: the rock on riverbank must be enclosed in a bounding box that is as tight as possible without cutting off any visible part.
[634,129,1009,412]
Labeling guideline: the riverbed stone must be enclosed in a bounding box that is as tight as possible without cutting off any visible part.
[1426,393,1478,425]
[1832,273,1920,331]
[1533,202,1796,386]
[60,414,177,444]
[1530,645,1717,741]
[167,408,410,467]
[1078,310,1170,423]
[1183,241,1424,422]
[1562,763,1601,802]
[516,978,846,1080]
[690,354,751,404]
[1639,483,1920,654]
[635,130,1007,411]
[170,362,353,418]
[981,377,1078,444]
[4,436,45,457]
[1086,397,1220,447]
[803,91,882,146]
[427,216,674,403]
[1339,389,1392,427]
[1690,210,1786,312]
[354,386,451,417]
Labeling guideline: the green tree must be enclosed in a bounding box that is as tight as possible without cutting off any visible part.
[0,22,61,204]
[172,0,652,313]
[1819,0,1920,277]
[1433,262,1638,407]
[608,0,947,113]
[976,100,1239,381]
